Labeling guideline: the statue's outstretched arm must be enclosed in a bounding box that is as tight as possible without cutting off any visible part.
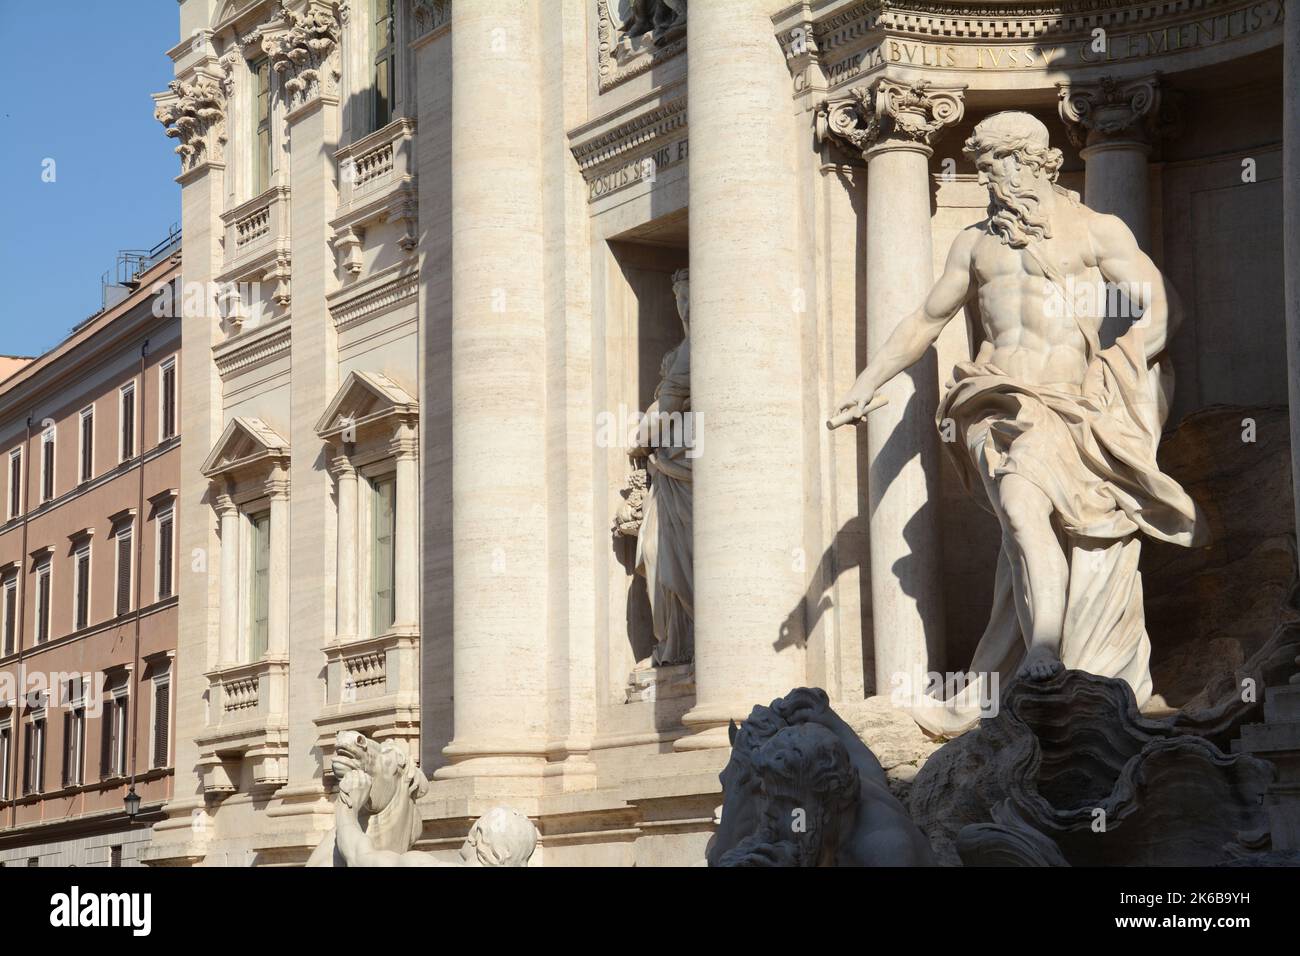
[837,227,977,419]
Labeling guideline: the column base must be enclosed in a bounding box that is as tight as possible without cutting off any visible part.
[673,701,754,752]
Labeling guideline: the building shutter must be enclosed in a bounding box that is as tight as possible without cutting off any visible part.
[41,438,53,501]
[9,452,20,516]
[61,712,72,788]
[162,364,176,439]
[121,387,135,459]
[158,515,174,599]
[153,681,170,768]
[100,707,114,778]
[3,583,15,655]
[81,410,94,482]
[116,532,132,616]
[36,569,50,642]
[76,550,90,629]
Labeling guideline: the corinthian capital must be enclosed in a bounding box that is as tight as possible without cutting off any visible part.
[818,78,965,159]
[1057,74,1161,149]
[252,0,341,112]
[153,74,228,175]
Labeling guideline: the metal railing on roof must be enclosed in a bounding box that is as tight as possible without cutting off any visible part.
[100,224,182,310]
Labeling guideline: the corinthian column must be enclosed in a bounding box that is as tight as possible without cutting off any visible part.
[675,0,808,751]
[439,0,550,778]
[215,489,241,668]
[391,424,419,631]
[331,451,358,641]
[260,0,342,787]
[1058,75,1162,251]
[821,78,963,697]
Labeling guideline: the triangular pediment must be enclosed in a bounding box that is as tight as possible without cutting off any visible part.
[201,416,290,478]
[315,370,417,440]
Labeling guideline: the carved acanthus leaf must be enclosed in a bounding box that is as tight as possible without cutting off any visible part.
[154,75,228,174]
[819,79,965,159]
[1057,74,1162,148]
[252,0,341,111]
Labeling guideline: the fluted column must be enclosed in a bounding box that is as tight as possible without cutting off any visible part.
[1058,75,1162,251]
[440,0,550,778]
[675,0,808,750]
[267,467,290,658]
[392,424,419,630]
[331,452,358,641]
[215,489,240,668]
[822,78,962,696]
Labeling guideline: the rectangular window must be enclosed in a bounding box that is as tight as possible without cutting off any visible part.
[40,431,54,503]
[253,58,272,195]
[160,358,177,440]
[79,406,94,483]
[120,382,135,461]
[116,529,133,617]
[8,448,21,519]
[0,726,10,800]
[100,695,128,779]
[372,0,395,130]
[157,510,175,600]
[2,577,16,656]
[61,707,84,788]
[35,561,51,644]
[249,511,270,660]
[152,676,170,769]
[110,846,122,868]
[74,545,91,631]
[371,476,395,635]
[23,717,44,795]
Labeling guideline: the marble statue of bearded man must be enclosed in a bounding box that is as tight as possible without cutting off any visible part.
[632,267,694,665]
[834,111,1206,734]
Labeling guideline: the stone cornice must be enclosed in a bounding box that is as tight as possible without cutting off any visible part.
[328,266,419,332]
[777,0,1284,96]
[569,85,688,203]
[214,319,292,379]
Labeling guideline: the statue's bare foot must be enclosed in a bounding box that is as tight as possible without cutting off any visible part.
[1018,645,1062,681]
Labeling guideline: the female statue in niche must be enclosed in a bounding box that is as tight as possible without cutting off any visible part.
[630,267,694,665]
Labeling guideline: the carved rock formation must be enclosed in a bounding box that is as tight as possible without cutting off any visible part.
[910,668,1289,866]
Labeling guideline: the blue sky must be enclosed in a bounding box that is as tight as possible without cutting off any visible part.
[0,2,180,358]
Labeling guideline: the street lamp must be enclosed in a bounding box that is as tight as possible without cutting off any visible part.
[123,785,141,819]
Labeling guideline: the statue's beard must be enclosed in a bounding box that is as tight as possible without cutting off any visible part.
[986,177,1052,248]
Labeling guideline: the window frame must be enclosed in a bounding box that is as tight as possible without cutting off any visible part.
[8,447,22,519]
[119,381,137,462]
[150,668,171,770]
[39,427,55,503]
[156,508,175,601]
[372,0,396,131]
[78,404,95,484]
[246,509,271,662]
[2,575,17,657]
[23,710,45,796]
[114,525,134,617]
[159,357,178,442]
[73,543,92,632]
[34,559,51,644]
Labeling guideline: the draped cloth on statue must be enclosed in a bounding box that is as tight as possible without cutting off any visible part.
[635,339,694,665]
[912,323,1206,736]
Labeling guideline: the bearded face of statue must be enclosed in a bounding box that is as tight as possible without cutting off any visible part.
[974,146,1055,248]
